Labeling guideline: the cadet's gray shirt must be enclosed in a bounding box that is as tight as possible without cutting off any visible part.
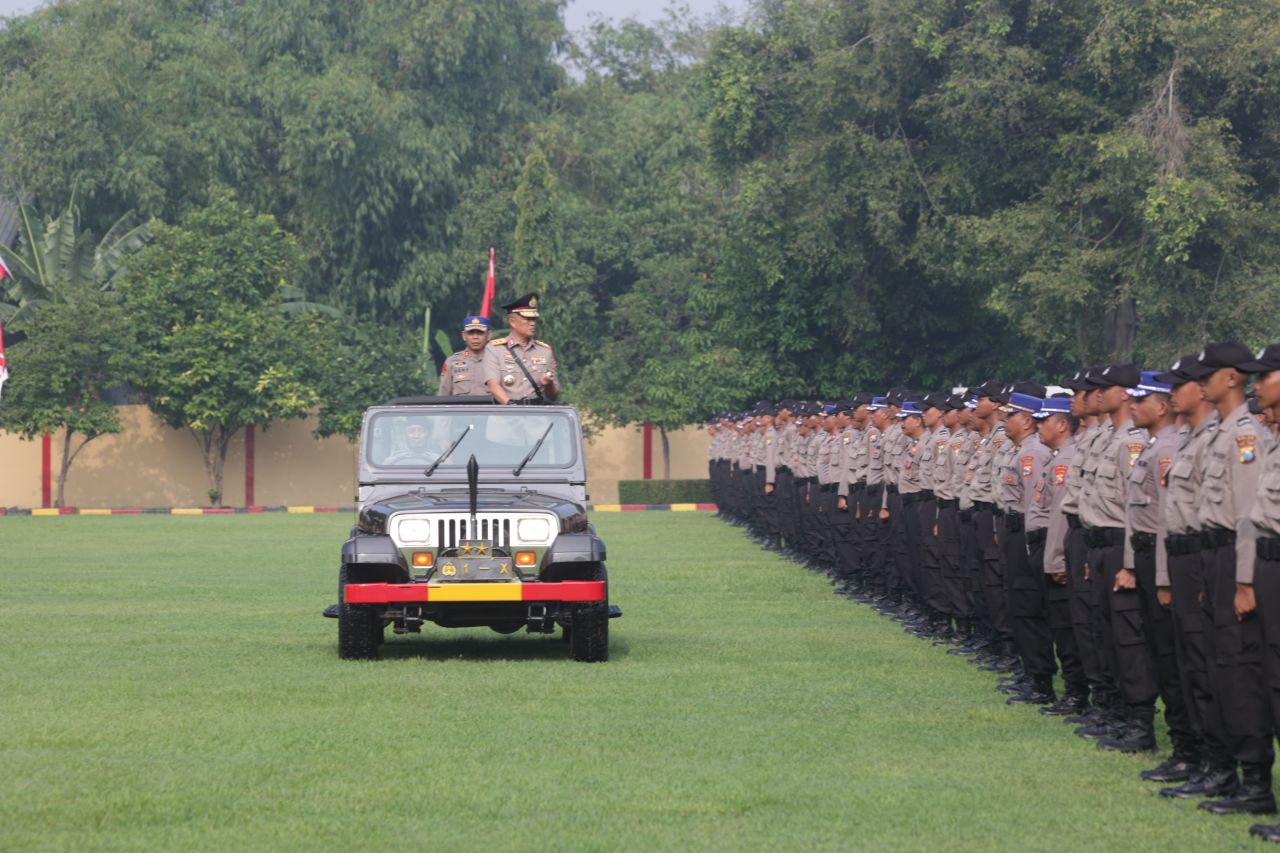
[1250,439,1280,538]
[944,428,971,502]
[1081,419,1147,530]
[764,427,780,485]
[482,336,559,402]
[1001,434,1049,516]
[965,425,1002,507]
[865,426,886,487]
[1060,422,1102,516]
[1042,438,1076,573]
[437,349,488,396]
[918,426,941,492]
[930,426,956,499]
[899,430,927,495]
[1125,424,1180,584]
[817,431,837,485]
[1200,402,1274,584]
[1166,414,1218,535]
[839,426,866,497]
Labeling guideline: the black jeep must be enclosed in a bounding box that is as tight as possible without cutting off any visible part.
[335,396,615,662]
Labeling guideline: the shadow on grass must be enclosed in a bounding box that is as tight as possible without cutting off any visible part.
[376,631,631,663]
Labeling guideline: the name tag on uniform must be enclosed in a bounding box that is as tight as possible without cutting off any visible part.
[530,356,547,365]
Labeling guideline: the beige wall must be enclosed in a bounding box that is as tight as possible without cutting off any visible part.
[0,406,708,508]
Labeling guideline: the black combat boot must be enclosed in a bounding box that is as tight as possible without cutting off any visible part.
[1250,823,1280,843]
[1039,687,1089,717]
[1200,763,1278,815]
[1161,756,1239,799]
[1096,705,1157,753]
[1141,739,1200,783]
[1006,674,1055,706]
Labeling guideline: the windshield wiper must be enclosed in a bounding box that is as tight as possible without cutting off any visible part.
[424,424,473,476]
[512,423,555,477]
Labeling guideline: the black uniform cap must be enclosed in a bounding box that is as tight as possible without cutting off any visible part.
[1091,363,1140,388]
[1238,344,1280,374]
[500,292,540,317]
[1178,341,1254,380]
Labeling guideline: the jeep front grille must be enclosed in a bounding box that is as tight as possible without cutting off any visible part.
[438,516,511,549]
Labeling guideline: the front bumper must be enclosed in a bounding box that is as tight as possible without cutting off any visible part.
[344,580,606,604]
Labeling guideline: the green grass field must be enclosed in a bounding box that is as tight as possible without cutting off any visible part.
[0,513,1261,850]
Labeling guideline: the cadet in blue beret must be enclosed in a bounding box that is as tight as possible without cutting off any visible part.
[438,314,492,396]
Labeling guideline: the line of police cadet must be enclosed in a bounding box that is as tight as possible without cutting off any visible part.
[707,342,1280,843]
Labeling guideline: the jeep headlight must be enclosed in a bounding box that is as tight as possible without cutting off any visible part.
[516,517,552,544]
[396,518,433,545]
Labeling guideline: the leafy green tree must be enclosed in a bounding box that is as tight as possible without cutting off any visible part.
[0,282,128,506]
[0,189,151,322]
[116,189,320,506]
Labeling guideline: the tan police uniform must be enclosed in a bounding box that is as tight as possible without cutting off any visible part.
[483,336,559,402]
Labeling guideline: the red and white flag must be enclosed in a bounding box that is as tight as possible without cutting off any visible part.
[0,319,9,400]
[480,247,496,318]
[0,252,12,282]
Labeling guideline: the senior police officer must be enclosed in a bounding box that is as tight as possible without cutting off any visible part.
[484,293,561,404]
[438,315,492,396]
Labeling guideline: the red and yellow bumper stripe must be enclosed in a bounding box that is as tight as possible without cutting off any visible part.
[344,580,606,605]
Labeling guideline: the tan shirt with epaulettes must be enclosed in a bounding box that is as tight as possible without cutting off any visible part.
[1200,403,1273,584]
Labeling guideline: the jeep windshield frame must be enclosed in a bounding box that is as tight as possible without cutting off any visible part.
[362,408,580,475]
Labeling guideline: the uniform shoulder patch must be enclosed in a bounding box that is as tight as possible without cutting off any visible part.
[1239,415,1256,427]
[1127,443,1144,466]
[1238,435,1258,464]
[440,362,448,375]
[1158,457,1171,486]
[1053,465,1068,486]
[535,339,552,349]
[1021,455,1035,477]
[488,337,507,346]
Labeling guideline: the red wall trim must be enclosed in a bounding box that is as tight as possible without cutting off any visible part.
[642,422,653,481]
[41,431,51,508]
[244,425,256,507]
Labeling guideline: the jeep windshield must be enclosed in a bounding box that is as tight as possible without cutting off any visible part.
[365,410,577,470]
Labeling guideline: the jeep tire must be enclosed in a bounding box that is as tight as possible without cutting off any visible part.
[569,601,608,662]
[338,563,383,660]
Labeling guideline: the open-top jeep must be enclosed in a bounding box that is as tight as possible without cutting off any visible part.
[336,396,615,662]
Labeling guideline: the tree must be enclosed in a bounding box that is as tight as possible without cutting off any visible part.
[0,282,128,506]
[0,188,151,322]
[117,189,320,506]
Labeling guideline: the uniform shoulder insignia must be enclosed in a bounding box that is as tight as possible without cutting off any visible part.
[536,339,552,349]
[488,337,507,346]
[1239,416,1256,427]
[440,362,448,375]
[1128,427,1144,436]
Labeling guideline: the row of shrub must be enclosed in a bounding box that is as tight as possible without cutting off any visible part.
[616,480,712,505]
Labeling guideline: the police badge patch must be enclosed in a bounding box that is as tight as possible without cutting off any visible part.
[1053,465,1068,486]
[1021,455,1035,478]
[1128,443,1144,467]
[1158,457,1172,486]
[1238,435,1257,464]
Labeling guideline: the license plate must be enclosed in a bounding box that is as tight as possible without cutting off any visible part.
[435,540,516,582]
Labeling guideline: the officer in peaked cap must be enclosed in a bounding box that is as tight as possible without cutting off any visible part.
[484,293,561,403]
[438,315,492,396]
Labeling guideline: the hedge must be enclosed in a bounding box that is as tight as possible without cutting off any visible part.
[617,479,712,505]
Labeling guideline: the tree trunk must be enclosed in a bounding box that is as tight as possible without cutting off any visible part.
[659,425,671,480]
[56,429,72,508]
[192,425,240,507]
[1105,297,1137,361]
[56,431,100,508]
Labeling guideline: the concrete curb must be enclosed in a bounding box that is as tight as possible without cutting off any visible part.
[1,503,719,517]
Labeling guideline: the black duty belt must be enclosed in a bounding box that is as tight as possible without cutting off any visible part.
[1004,510,1024,533]
[1130,531,1157,554]
[937,498,959,509]
[1066,513,1082,530]
[820,483,837,494]
[1202,527,1236,549]
[1166,533,1202,556]
[920,489,935,501]
[866,482,883,495]
[887,485,899,495]
[779,466,791,474]
[1258,536,1280,561]
[798,477,816,485]
[902,492,927,506]
[1026,528,1047,546]
[1084,526,1125,548]
[972,501,994,513]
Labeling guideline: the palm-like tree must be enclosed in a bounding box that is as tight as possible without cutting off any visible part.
[0,187,152,322]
